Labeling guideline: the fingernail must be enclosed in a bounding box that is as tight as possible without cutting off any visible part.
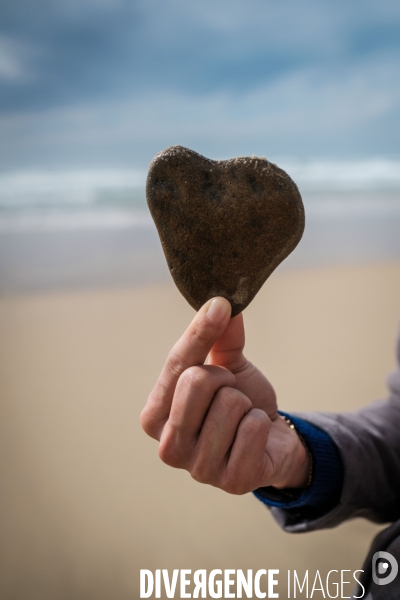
[207,297,231,324]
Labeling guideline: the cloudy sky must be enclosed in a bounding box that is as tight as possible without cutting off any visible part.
[0,0,399,171]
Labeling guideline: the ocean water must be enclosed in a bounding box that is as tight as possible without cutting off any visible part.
[0,159,399,294]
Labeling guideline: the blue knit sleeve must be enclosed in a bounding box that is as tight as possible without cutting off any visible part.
[253,412,343,518]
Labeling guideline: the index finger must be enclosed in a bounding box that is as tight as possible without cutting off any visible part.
[142,297,231,438]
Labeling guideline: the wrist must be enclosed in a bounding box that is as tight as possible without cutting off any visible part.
[272,415,313,489]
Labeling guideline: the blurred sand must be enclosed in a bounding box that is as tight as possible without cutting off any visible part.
[0,261,400,599]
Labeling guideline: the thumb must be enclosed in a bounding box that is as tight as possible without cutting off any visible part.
[208,312,246,371]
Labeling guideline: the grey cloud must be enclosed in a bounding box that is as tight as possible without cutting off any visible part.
[0,0,399,166]
[1,56,399,171]
[1,0,400,109]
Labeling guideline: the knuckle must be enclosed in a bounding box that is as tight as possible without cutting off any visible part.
[241,416,263,438]
[239,393,253,413]
[190,321,213,347]
[220,476,248,496]
[140,404,159,439]
[214,386,238,411]
[178,365,207,392]
[190,459,215,485]
[158,432,186,468]
[140,405,151,434]
[165,351,185,380]
[243,409,269,436]
[190,467,207,485]
[214,387,250,414]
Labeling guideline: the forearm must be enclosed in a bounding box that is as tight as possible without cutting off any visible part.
[294,395,400,526]
[256,335,400,533]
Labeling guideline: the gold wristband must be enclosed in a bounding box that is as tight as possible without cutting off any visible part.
[279,414,314,488]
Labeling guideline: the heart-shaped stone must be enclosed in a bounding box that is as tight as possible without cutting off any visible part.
[146,145,305,317]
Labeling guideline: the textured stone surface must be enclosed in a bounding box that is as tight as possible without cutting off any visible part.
[146,145,305,317]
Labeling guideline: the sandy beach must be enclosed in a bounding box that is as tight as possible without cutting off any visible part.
[1,260,400,599]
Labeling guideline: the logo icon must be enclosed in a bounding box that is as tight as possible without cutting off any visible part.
[372,551,398,586]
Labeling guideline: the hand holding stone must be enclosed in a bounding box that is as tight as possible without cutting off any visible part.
[140,297,311,493]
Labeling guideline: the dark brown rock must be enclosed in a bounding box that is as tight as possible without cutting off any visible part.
[146,145,305,317]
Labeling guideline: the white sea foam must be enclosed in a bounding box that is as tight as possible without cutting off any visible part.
[305,197,400,218]
[0,168,147,207]
[0,209,152,233]
[0,161,399,233]
[1,159,399,205]
[279,158,400,191]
